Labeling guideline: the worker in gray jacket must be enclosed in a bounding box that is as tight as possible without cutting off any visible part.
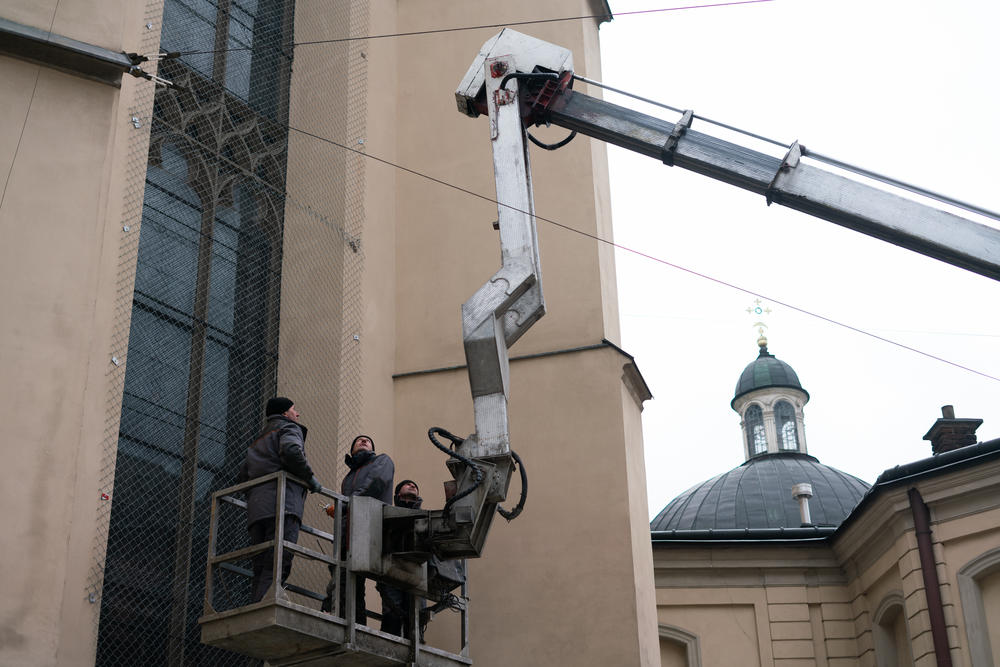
[322,434,394,621]
[238,397,322,602]
[340,434,393,504]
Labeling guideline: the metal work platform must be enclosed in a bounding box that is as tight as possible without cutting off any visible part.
[200,598,470,666]
[199,474,471,667]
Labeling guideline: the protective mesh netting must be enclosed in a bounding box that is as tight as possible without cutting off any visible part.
[92,0,369,663]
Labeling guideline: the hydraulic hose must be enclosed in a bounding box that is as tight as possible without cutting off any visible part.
[427,427,484,517]
[497,449,527,521]
[528,130,576,151]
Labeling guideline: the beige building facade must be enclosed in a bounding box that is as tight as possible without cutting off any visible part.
[652,345,1000,667]
[1,1,661,666]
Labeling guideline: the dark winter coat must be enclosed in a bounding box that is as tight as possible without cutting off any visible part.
[341,450,394,505]
[238,416,315,526]
[379,489,423,637]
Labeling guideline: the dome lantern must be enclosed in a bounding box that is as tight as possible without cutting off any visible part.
[731,341,810,461]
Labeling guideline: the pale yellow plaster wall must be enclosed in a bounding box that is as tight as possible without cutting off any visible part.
[279,0,399,485]
[579,2,621,345]
[0,2,153,664]
[392,0,620,374]
[659,604,762,666]
[3,0,126,49]
[653,542,864,666]
[278,0,358,471]
[622,372,660,665]
[356,0,399,465]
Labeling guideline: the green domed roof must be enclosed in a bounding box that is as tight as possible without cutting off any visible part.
[731,345,808,407]
[650,452,869,531]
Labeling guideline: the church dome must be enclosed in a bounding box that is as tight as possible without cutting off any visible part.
[732,345,808,407]
[650,452,869,531]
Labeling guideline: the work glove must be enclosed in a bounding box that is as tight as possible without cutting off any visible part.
[308,476,323,493]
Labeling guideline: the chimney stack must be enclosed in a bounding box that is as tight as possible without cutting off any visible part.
[923,405,982,455]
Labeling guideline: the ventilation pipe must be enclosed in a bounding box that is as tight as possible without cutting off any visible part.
[792,483,813,526]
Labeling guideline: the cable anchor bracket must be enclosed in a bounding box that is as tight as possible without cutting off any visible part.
[765,140,804,205]
[661,109,694,166]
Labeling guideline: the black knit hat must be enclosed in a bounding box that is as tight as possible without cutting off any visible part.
[265,397,294,417]
[394,479,418,498]
[351,434,375,453]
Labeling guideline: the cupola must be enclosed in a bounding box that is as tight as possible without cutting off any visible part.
[731,336,810,460]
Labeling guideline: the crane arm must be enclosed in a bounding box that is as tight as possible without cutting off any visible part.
[355,27,1000,593]
[458,29,1000,283]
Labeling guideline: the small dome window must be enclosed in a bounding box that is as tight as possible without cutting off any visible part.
[745,404,767,455]
[775,400,798,450]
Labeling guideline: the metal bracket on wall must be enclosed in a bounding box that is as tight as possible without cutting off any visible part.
[0,16,169,87]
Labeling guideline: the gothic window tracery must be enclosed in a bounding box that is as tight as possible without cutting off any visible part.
[99,1,295,664]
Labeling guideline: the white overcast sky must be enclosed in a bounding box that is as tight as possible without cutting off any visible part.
[594,0,1000,518]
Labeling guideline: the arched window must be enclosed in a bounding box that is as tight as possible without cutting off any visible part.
[873,594,914,667]
[775,401,798,451]
[745,404,767,455]
[659,624,702,667]
[958,546,1000,666]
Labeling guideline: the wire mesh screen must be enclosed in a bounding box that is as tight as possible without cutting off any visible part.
[95,0,369,664]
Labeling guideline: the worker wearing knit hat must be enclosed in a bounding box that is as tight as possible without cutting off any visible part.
[350,434,376,453]
[238,397,322,602]
[265,396,294,417]
[328,433,394,623]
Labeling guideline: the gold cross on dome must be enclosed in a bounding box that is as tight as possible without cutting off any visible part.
[745,299,772,348]
[745,298,772,318]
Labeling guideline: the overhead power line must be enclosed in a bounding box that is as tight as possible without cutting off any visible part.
[163,0,775,58]
[279,123,1000,384]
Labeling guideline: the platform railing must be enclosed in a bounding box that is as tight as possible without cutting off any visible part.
[200,472,471,666]
[202,472,342,610]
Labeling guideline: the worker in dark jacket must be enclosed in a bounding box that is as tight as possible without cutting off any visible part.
[322,434,394,621]
[341,434,394,504]
[378,479,423,639]
[237,397,322,603]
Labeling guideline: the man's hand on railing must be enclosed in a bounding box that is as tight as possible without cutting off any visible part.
[308,476,323,493]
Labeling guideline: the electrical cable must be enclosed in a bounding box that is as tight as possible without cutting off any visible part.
[159,0,775,58]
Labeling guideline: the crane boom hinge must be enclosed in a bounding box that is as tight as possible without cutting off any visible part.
[528,70,574,125]
[661,109,694,166]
